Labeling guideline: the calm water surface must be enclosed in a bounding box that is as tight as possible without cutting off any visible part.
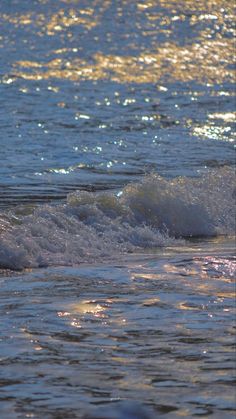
[0,0,235,417]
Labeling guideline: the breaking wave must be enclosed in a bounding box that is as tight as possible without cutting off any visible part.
[0,167,235,270]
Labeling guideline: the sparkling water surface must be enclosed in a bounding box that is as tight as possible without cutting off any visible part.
[0,0,235,418]
[0,240,235,418]
[0,0,235,205]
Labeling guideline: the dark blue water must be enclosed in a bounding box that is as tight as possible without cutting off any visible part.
[0,1,235,418]
[0,0,234,205]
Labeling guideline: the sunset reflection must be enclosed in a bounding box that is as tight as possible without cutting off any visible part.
[0,0,235,417]
[13,36,235,84]
[0,0,233,85]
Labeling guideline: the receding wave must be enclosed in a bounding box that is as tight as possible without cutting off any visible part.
[0,167,234,270]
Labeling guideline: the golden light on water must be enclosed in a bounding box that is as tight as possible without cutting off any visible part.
[45,9,97,35]
[0,1,108,33]
[0,0,234,85]
[208,112,236,122]
[13,35,235,84]
[57,300,109,330]
[69,301,106,316]
[130,250,236,302]
[0,1,235,416]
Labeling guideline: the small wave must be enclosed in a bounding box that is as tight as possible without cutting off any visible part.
[0,167,234,270]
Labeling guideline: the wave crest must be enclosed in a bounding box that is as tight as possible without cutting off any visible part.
[0,167,234,270]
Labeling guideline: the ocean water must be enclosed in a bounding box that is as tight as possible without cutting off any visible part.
[0,0,235,418]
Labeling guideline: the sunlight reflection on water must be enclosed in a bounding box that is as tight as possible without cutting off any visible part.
[0,0,235,417]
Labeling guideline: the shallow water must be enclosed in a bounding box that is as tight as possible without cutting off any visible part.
[0,239,235,418]
[0,0,235,417]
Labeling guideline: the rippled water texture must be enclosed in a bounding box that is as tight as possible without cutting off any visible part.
[0,0,235,418]
[0,241,235,418]
[0,0,235,205]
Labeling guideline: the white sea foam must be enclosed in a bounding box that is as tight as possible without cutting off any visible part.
[0,167,234,270]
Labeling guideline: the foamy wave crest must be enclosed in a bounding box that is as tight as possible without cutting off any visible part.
[0,167,234,270]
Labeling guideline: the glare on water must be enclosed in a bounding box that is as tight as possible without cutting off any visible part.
[0,0,235,417]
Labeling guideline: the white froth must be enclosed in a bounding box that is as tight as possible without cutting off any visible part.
[0,167,234,270]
